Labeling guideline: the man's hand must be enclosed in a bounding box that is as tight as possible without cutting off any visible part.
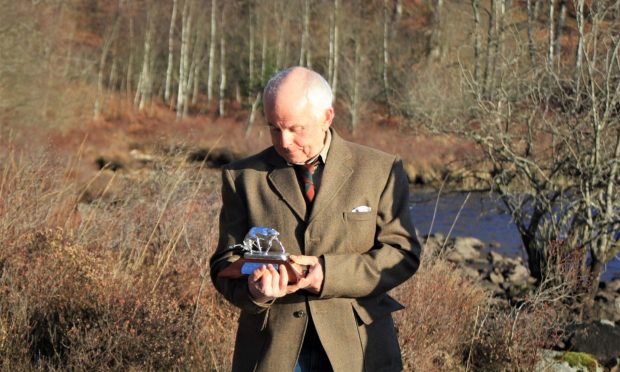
[248,264,289,303]
[288,255,324,294]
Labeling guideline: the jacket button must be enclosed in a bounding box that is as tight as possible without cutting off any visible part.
[293,310,306,318]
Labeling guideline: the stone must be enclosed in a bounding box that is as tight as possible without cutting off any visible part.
[605,279,620,293]
[446,250,465,264]
[566,321,620,363]
[489,271,505,285]
[458,266,481,280]
[488,251,505,264]
[507,264,530,285]
[452,237,483,261]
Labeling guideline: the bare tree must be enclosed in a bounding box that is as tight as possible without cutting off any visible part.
[207,0,217,104]
[218,3,227,117]
[428,0,444,61]
[164,0,178,105]
[555,0,567,59]
[299,0,311,67]
[526,0,536,65]
[548,0,556,69]
[135,8,154,112]
[456,0,620,315]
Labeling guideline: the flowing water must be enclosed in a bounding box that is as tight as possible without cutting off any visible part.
[409,190,620,282]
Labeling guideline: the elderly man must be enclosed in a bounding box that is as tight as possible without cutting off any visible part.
[210,66,420,371]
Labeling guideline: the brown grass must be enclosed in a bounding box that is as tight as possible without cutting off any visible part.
[0,137,570,370]
[0,145,236,370]
[393,259,489,371]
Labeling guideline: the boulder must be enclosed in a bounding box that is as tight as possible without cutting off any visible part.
[507,264,530,286]
[604,279,620,293]
[488,251,505,264]
[452,237,483,261]
[489,271,505,285]
[591,292,620,323]
[565,321,620,365]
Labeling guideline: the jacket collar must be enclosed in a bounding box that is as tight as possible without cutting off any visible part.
[267,128,353,222]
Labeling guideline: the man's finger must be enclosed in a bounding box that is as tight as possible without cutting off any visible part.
[289,254,318,266]
[278,264,289,292]
[250,265,267,282]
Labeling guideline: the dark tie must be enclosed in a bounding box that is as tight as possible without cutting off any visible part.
[297,160,318,203]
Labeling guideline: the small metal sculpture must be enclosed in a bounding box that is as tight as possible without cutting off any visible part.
[220,226,305,282]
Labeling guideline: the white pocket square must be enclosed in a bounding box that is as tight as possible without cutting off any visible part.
[351,205,371,213]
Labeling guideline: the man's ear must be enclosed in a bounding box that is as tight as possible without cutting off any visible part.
[323,107,334,130]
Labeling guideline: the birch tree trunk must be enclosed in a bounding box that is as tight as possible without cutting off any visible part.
[164,0,178,105]
[428,0,444,61]
[260,16,267,81]
[275,14,285,71]
[331,0,339,98]
[351,38,361,132]
[248,0,255,95]
[482,0,496,98]
[218,7,227,117]
[574,0,585,101]
[126,13,134,102]
[555,0,566,59]
[94,21,119,120]
[299,0,310,66]
[548,0,556,70]
[177,0,191,118]
[191,21,205,105]
[472,0,481,91]
[382,0,391,111]
[328,0,335,84]
[245,91,261,137]
[136,10,153,112]
[526,0,536,65]
[207,0,217,104]
[489,0,505,98]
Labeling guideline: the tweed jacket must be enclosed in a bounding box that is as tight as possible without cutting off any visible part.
[210,129,421,372]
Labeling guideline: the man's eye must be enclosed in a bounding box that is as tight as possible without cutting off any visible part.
[292,126,305,133]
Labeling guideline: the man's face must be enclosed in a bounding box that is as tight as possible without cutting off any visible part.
[264,96,333,164]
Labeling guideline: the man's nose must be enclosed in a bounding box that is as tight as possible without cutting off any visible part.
[279,131,293,147]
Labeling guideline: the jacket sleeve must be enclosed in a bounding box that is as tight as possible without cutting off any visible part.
[209,168,271,314]
[319,159,421,299]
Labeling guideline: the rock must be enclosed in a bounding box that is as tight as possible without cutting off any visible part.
[507,264,530,285]
[446,250,466,264]
[95,156,125,171]
[454,236,485,250]
[421,236,442,259]
[187,147,236,168]
[129,149,155,163]
[592,292,620,323]
[479,280,505,297]
[505,256,524,266]
[488,251,505,264]
[535,349,576,372]
[566,321,620,363]
[452,237,483,261]
[489,271,504,285]
[605,279,620,293]
[458,266,481,280]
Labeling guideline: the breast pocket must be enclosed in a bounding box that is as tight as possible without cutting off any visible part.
[343,211,377,252]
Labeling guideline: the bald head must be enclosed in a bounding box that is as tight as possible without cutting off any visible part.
[262,67,335,164]
[263,67,333,120]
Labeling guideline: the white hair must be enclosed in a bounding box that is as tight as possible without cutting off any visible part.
[263,67,333,118]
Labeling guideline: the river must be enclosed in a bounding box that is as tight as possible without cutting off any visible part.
[409,190,620,282]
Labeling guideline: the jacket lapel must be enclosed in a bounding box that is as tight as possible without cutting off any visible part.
[309,131,353,223]
[266,150,307,220]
